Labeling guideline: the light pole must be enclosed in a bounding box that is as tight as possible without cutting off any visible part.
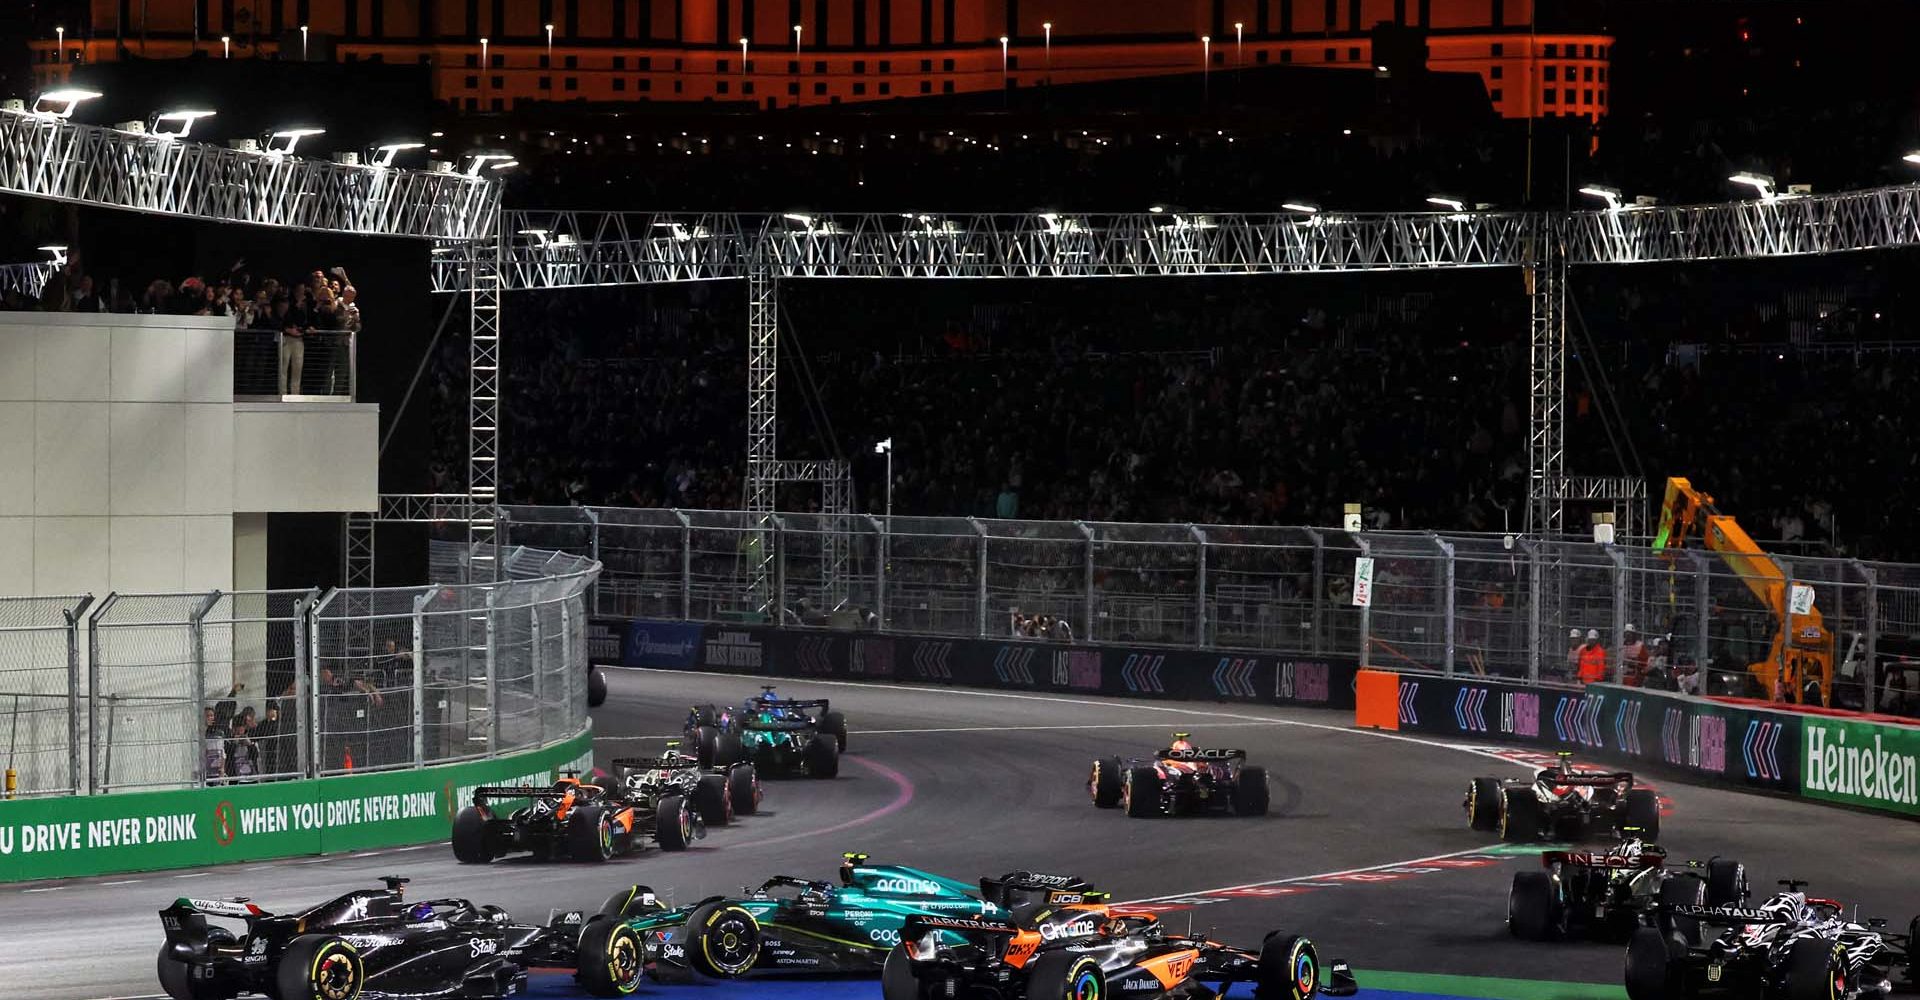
[1000,35,1009,90]
[545,23,554,61]
[1235,22,1244,66]
[1201,35,1211,103]
[793,24,803,55]
[740,36,749,83]
[55,26,64,68]
[221,34,230,59]
[1043,22,1052,83]
[300,24,309,61]
[875,439,894,524]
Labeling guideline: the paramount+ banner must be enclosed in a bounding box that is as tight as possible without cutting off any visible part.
[0,730,593,882]
[609,619,1357,709]
[1801,718,1920,816]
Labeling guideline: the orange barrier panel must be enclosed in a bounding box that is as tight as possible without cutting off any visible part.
[1355,669,1401,731]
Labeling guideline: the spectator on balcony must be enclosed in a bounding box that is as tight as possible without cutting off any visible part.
[1576,629,1610,684]
[339,284,362,334]
[254,703,287,776]
[226,709,259,781]
[203,707,226,781]
[279,289,310,396]
[70,274,103,312]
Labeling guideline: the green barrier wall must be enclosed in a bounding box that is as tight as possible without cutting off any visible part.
[0,728,593,882]
[1801,716,1920,816]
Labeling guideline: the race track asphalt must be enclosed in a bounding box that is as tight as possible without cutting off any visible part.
[2,667,1912,1000]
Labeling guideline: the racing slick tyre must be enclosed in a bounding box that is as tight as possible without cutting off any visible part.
[1704,858,1746,908]
[1026,951,1106,1000]
[882,944,924,1000]
[577,917,645,997]
[689,726,721,767]
[823,711,849,751]
[451,805,496,864]
[157,928,237,1000]
[276,935,364,1000]
[1122,766,1160,818]
[1622,789,1661,841]
[1257,932,1322,1000]
[655,794,694,851]
[1231,765,1271,816]
[805,734,841,778]
[1499,787,1541,842]
[1466,777,1501,831]
[568,805,616,862]
[693,773,733,826]
[687,902,764,978]
[1782,937,1850,1000]
[601,885,665,919]
[1507,871,1558,941]
[1089,757,1124,808]
[1624,927,1684,1000]
[588,667,609,708]
[690,704,719,727]
[1657,876,1706,945]
[715,731,746,767]
[727,764,760,816]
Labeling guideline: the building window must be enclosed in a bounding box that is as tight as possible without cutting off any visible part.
[565,55,578,68]
[639,56,651,70]
[814,82,826,94]
[1544,66,1556,81]
[745,59,755,72]
[1563,88,1573,103]
[1347,46,1360,60]
[614,78,626,91]
[1490,88,1502,101]
[853,82,866,94]
[465,98,477,109]
[880,60,891,72]
[878,81,889,94]
[490,55,502,67]
[1324,47,1335,60]
[1543,43,1556,56]
[640,79,651,91]
[1599,68,1607,82]
[943,58,955,70]
[490,98,503,110]
[1599,45,1607,58]
[921,80,932,93]
[1584,66,1593,81]
[854,60,866,72]
[419,55,432,65]
[744,81,755,93]
[1491,42,1503,56]
[615,56,626,69]
[791,82,802,94]
[1598,90,1605,105]
[717,80,729,93]
[1258,50,1271,64]
[674,80,682,93]
[1009,56,1018,69]
[1544,90,1556,104]
[1280,50,1291,63]
[921,58,932,71]
[1585,44,1595,57]
[942,80,954,92]
[466,54,477,67]
[565,77,578,90]
[491,75,503,88]
[466,75,479,88]
[1584,88,1593,103]
[538,75,551,88]
[1490,65,1502,79]
[539,54,550,68]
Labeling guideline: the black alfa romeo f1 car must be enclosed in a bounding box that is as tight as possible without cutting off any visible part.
[1089,733,1269,818]
[885,899,1357,1000]
[1466,751,1660,842]
[155,876,588,1000]
[1626,881,1919,1000]
[1506,834,1747,941]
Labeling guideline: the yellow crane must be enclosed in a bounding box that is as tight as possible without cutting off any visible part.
[1652,477,1833,705]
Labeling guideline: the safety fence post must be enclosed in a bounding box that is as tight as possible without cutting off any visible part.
[1521,539,1542,683]
[1355,537,1373,670]
[1189,525,1208,648]
[865,514,888,631]
[672,509,692,620]
[411,591,428,766]
[1307,529,1326,655]
[583,506,602,616]
[1606,546,1627,684]
[484,587,499,756]
[530,592,546,746]
[1853,560,1879,712]
[1075,521,1096,643]
[188,590,222,787]
[1428,533,1456,676]
[63,595,93,796]
[770,516,788,624]
[1779,558,1796,702]
[969,518,988,638]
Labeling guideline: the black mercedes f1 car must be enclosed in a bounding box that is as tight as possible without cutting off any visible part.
[1626,881,1919,1000]
[155,876,589,1000]
[1506,834,1747,941]
[1466,751,1660,842]
[885,899,1357,1000]
[1089,734,1269,818]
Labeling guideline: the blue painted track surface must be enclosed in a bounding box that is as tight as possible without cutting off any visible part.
[520,972,1470,1000]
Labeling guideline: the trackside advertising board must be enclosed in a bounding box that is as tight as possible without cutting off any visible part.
[1800,717,1920,816]
[0,730,592,882]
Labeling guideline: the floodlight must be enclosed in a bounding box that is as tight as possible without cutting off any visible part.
[1281,202,1320,214]
[32,89,101,119]
[1729,172,1776,201]
[369,141,425,167]
[38,245,68,266]
[461,152,513,176]
[1905,152,1920,165]
[783,212,815,226]
[488,159,517,171]
[264,127,325,156]
[874,438,893,454]
[1578,185,1623,211]
[1426,196,1465,212]
[150,110,216,140]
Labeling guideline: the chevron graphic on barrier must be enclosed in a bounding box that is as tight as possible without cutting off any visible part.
[1613,700,1644,755]
[797,636,834,674]
[1662,707,1685,765]
[1742,719,1783,781]
[992,646,1035,685]
[1453,687,1489,733]
[1122,654,1166,693]
[1553,695,1576,743]
[1212,657,1258,698]
[1578,694,1605,747]
[1398,680,1420,727]
[912,642,954,680]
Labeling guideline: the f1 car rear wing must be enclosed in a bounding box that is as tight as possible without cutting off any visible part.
[1543,850,1667,869]
[749,696,831,712]
[1534,771,1635,786]
[979,871,1106,908]
[1157,747,1248,762]
[471,785,575,805]
[1663,904,1794,926]
[610,756,699,772]
[160,897,269,961]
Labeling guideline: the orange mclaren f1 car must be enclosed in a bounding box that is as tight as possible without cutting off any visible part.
[451,771,696,864]
[883,894,1356,1000]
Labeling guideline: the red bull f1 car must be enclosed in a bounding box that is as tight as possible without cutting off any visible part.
[1465,751,1660,842]
[1089,734,1269,818]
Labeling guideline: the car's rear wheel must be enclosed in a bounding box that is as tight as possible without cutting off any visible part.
[727,764,761,816]
[1089,757,1123,808]
[276,935,363,1000]
[576,917,645,997]
[1122,766,1159,818]
[655,795,693,851]
[715,731,746,767]
[693,773,732,826]
[805,735,840,778]
[1624,926,1683,1000]
[1256,932,1321,1000]
[686,902,764,978]
[688,726,720,767]
[1704,858,1746,907]
[588,667,608,708]
[157,928,238,1000]
[1231,765,1271,816]
[1781,937,1849,1000]
[567,805,615,862]
[881,944,923,1000]
[451,805,494,864]
[1507,871,1558,941]
[822,711,849,751]
[1026,951,1105,1000]
[1466,777,1501,830]
[1499,787,1540,842]
[1622,789,1661,841]
[1657,874,1706,946]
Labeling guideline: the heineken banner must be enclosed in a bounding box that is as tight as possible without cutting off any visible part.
[601,619,1357,710]
[1800,717,1920,815]
[0,729,592,882]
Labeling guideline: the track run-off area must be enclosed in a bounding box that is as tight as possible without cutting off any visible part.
[2,667,1911,1000]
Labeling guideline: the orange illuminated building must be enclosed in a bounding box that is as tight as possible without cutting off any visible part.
[33,1,1610,121]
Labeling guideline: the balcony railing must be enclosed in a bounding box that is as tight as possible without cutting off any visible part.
[234,328,357,401]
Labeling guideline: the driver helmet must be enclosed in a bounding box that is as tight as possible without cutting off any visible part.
[1616,838,1646,861]
[1169,733,1195,753]
[407,903,435,922]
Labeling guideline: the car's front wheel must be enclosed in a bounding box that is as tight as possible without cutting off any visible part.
[276,935,363,1000]
[1025,951,1105,1000]
[686,902,764,978]
[1624,926,1683,1000]
[1256,932,1321,1000]
[1466,777,1501,830]
[727,764,761,816]
[1089,757,1123,808]
[576,917,645,997]
[1508,871,1559,941]
[1781,938,1849,1000]
[1230,765,1270,816]
[1121,766,1159,818]
[655,795,693,851]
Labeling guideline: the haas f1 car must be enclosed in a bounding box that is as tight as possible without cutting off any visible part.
[884,897,1358,1000]
[581,854,1085,990]
[1466,752,1660,842]
[1089,734,1269,818]
[1507,834,1748,941]
[1627,881,1919,1000]
[686,687,848,778]
[156,876,591,1000]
